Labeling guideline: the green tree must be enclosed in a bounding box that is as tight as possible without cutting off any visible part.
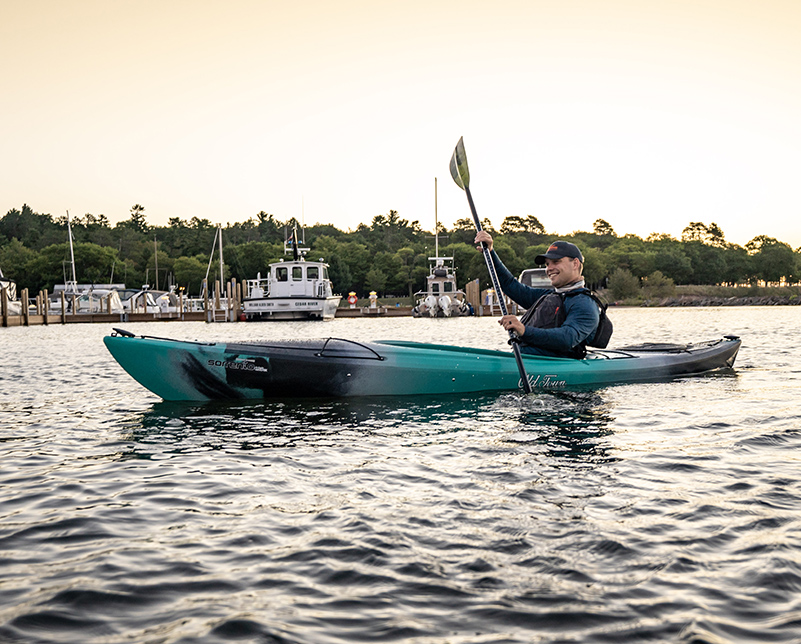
[680,221,727,248]
[0,205,60,249]
[593,219,616,236]
[628,252,657,279]
[439,242,476,290]
[608,267,640,300]
[124,204,149,234]
[338,241,371,291]
[747,236,797,284]
[654,249,693,284]
[500,216,526,234]
[448,218,478,245]
[172,256,208,295]
[721,244,752,285]
[326,254,352,295]
[522,243,548,269]
[394,246,417,297]
[581,246,611,289]
[24,242,118,293]
[524,215,546,235]
[227,241,283,282]
[365,267,388,294]
[688,244,726,285]
[706,222,726,247]
[681,221,708,243]
[642,270,675,299]
[0,239,36,284]
[373,251,403,294]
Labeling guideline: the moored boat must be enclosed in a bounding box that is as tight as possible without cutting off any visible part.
[411,179,473,318]
[0,271,23,316]
[104,330,741,401]
[411,256,473,318]
[242,227,341,320]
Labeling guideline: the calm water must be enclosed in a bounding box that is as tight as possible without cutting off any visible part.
[1,308,800,644]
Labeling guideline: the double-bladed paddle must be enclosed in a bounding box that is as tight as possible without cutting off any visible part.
[449,137,532,394]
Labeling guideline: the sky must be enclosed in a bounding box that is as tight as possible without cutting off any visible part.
[3,0,801,248]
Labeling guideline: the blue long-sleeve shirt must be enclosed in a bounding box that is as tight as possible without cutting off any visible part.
[490,250,599,356]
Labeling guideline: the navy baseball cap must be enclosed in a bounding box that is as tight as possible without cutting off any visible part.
[535,241,584,264]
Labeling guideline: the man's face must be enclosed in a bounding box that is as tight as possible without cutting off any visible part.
[544,256,582,289]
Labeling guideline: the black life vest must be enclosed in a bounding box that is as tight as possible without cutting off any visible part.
[519,288,613,358]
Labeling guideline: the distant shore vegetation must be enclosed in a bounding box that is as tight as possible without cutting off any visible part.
[1,204,799,299]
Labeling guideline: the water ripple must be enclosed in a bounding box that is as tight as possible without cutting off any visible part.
[3,312,801,642]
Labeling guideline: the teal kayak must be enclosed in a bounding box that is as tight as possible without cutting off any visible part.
[104,329,741,400]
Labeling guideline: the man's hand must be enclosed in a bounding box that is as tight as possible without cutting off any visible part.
[498,315,524,336]
[474,230,493,252]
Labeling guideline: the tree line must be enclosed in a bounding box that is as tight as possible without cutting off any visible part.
[0,204,799,298]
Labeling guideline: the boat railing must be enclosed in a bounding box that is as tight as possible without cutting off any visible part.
[245,277,270,299]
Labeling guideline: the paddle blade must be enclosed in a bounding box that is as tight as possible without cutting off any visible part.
[449,137,470,190]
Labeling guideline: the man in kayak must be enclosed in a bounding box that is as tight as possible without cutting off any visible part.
[474,231,600,358]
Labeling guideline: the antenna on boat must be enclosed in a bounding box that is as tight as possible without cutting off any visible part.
[434,177,439,259]
[301,196,306,246]
[290,224,300,261]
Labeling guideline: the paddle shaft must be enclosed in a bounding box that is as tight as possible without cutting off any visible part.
[464,185,533,394]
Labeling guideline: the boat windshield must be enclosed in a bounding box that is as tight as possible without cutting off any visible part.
[276,267,288,281]
[308,266,319,279]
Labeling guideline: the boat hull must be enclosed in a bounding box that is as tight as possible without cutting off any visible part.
[104,332,741,401]
[243,295,341,320]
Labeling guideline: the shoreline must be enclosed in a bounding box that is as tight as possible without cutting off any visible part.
[618,294,801,307]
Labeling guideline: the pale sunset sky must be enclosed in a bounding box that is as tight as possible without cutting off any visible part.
[3,0,801,248]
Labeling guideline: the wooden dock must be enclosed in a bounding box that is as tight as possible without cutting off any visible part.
[1,276,512,327]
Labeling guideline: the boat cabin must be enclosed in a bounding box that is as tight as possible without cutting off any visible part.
[412,257,472,318]
[243,256,341,320]
[246,259,334,300]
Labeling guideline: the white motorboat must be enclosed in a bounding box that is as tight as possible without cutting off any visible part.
[411,256,473,318]
[242,227,341,321]
[411,178,473,318]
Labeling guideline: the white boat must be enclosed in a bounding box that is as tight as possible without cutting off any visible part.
[518,267,551,288]
[411,256,473,317]
[411,178,473,318]
[74,289,124,314]
[47,286,125,314]
[0,269,23,316]
[154,286,181,313]
[242,227,341,321]
[116,287,160,314]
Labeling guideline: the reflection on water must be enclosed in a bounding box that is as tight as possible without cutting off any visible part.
[508,391,616,462]
[117,390,616,465]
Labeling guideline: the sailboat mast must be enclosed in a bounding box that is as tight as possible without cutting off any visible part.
[66,210,77,292]
[218,225,224,289]
[154,235,158,290]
